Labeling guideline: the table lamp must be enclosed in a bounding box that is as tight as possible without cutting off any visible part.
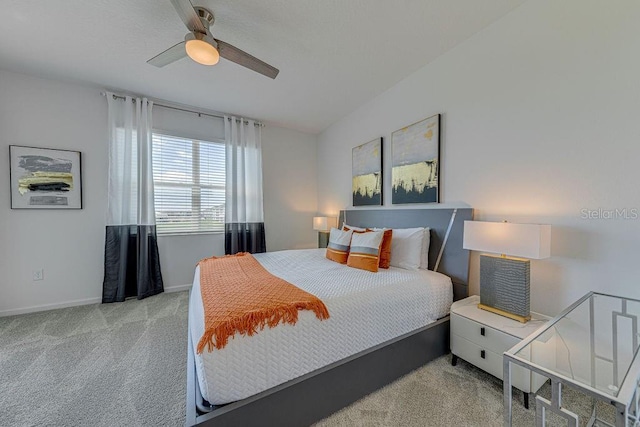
[463,221,551,323]
[313,216,337,248]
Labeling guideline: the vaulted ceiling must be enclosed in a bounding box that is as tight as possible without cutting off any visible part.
[0,0,525,133]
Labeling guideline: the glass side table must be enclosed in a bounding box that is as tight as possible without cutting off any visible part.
[503,292,640,426]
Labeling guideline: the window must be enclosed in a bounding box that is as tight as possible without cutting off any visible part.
[152,133,225,234]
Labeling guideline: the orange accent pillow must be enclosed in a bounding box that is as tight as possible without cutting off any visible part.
[344,226,392,269]
[326,228,353,264]
[347,230,384,272]
[378,229,393,269]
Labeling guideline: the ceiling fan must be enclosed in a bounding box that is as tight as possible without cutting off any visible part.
[148,0,279,79]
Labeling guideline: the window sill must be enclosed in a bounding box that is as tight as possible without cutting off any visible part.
[157,231,224,237]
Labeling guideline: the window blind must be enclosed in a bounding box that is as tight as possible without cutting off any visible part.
[152,133,225,234]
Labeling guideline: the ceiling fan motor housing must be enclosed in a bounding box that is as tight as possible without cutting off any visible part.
[194,7,215,30]
[185,31,218,49]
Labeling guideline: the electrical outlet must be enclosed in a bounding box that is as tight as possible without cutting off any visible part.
[33,269,44,281]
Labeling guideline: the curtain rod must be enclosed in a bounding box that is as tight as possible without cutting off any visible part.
[100,92,264,127]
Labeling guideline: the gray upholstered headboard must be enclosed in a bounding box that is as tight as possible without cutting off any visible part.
[338,207,473,301]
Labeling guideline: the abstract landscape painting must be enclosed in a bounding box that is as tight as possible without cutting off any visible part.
[391,114,440,204]
[352,137,382,206]
[10,145,82,209]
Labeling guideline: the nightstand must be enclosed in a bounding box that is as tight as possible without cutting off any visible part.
[318,231,329,248]
[450,295,548,409]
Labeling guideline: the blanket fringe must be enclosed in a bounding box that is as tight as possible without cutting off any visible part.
[196,301,329,354]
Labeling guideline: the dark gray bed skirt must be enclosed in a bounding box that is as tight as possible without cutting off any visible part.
[187,316,451,426]
[102,224,164,303]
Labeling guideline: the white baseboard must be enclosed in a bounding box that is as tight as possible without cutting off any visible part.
[0,297,103,317]
[0,284,192,317]
[165,283,192,293]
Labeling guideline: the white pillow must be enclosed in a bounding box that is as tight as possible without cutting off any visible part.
[326,227,353,264]
[420,228,431,270]
[389,227,424,270]
[342,223,367,232]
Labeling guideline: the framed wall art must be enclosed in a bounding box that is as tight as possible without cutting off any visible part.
[352,137,382,206]
[391,114,440,204]
[9,145,83,209]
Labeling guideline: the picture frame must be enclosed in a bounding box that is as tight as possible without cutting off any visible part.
[9,145,83,209]
[391,114,440,204]
[352,137,383,206]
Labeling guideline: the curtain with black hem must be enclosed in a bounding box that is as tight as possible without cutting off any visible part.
[225,222,266,255]
[103,93,164,303]
[102,225,163,303]
[224,115,267,255]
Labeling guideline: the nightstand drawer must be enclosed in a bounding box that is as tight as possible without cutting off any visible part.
[451,334,531,392]
[451,312,519,353]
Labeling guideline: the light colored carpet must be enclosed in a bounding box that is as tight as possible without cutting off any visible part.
[0,292,614,427]
[0,291,189,427]
[316,356,614,427]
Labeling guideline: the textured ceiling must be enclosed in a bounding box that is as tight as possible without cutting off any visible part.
[0,0,525,133]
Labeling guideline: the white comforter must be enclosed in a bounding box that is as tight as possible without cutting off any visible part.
[189,248,452,404]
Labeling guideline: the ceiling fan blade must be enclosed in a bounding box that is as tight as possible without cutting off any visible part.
[148,41,187,67]
[169,0,207,33]
[215,39,279,79]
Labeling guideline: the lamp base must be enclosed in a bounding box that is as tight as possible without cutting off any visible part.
[477,303,531,323]
[318,232,329,248]
[479,254,531,322]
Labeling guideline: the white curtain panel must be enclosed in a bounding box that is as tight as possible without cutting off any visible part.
[103,93,163,303]
[106,93,156,226]
[224,115,266,254]
[224,116,264,223]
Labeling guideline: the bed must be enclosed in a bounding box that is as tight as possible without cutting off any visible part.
[186,206,473,426]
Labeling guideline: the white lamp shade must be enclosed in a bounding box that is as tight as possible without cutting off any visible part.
[313,216,337,232]
[463,221,551,259]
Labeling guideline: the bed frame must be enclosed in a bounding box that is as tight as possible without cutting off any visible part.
[186,206,473,427]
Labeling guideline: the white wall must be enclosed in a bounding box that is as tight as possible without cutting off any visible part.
[0,69,317,315]
[0,72,108,315]
[262,126,318,252]
[317,0,640,316]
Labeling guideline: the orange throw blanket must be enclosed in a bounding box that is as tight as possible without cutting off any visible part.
[196,253,330,353]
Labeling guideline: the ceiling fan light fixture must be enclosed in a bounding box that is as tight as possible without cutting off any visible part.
[185,33,219,66]
[147,3,278,78]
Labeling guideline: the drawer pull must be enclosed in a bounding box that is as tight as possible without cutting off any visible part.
[481,350,486,359]
[480,327,485,336]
